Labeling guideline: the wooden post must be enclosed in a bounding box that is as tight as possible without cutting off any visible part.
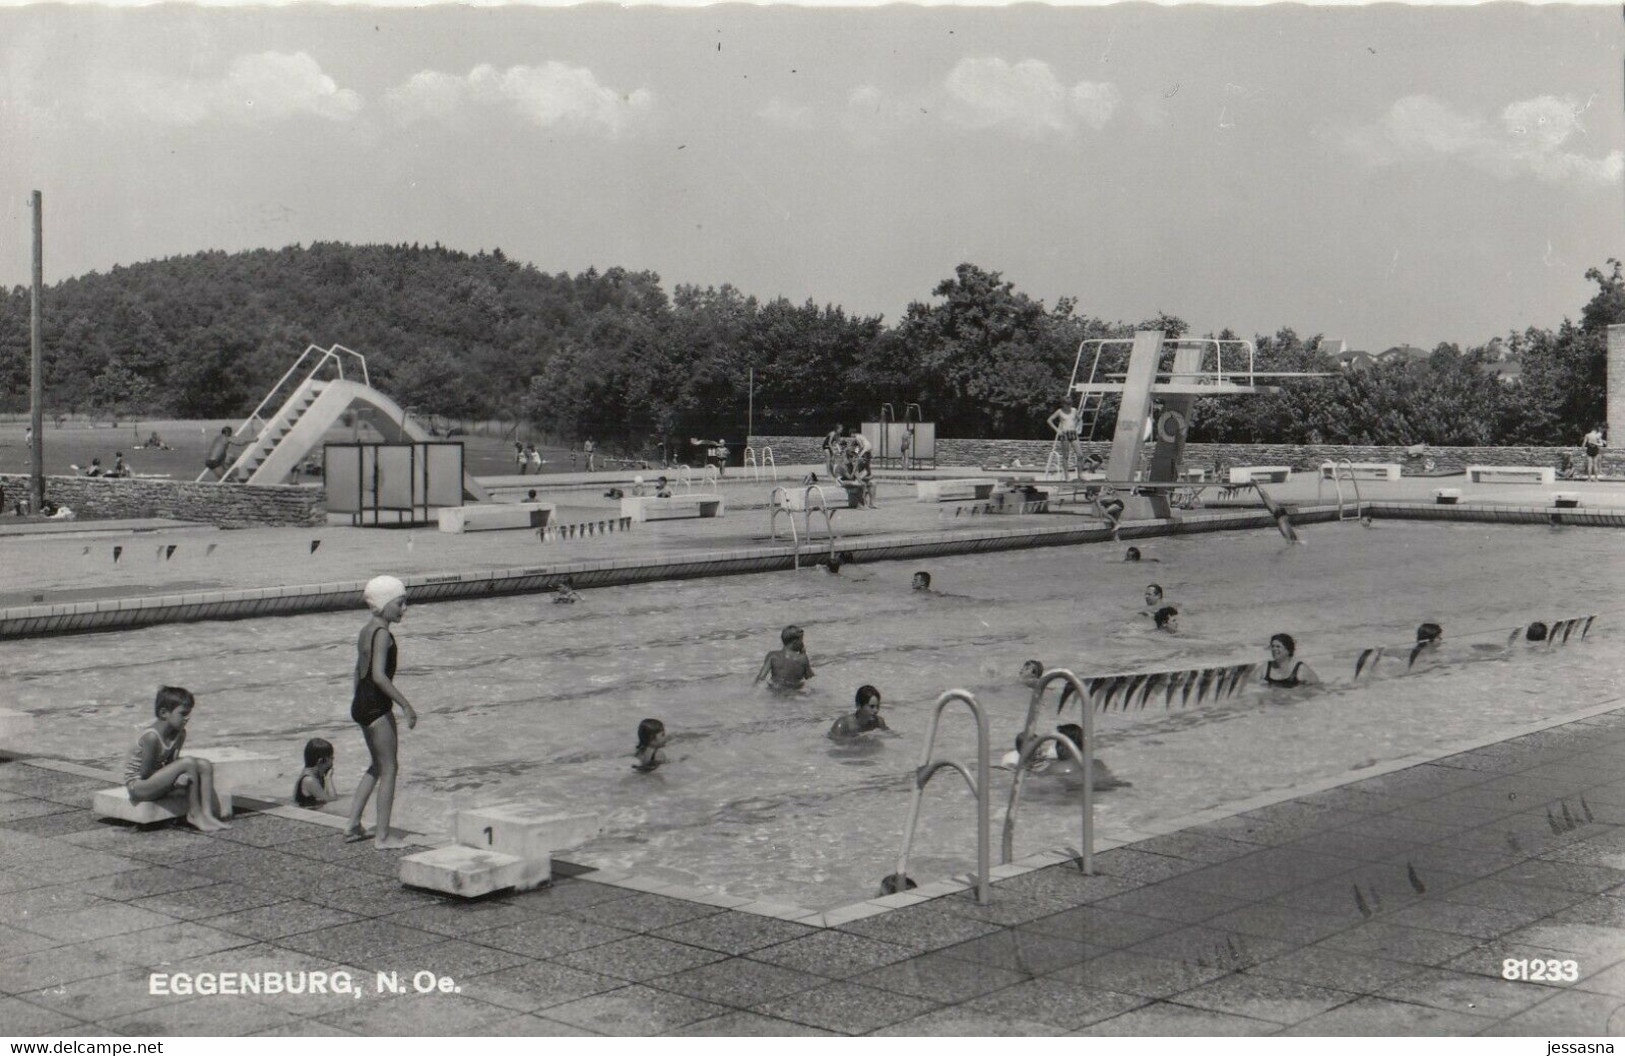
[29,191,44,511]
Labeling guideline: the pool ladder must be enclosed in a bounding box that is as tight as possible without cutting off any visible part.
[769,484,838,570]
[889,670,1096,904]
[1318,458,1364,521]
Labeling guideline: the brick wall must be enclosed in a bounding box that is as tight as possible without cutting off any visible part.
[746,436,1622,475]
[0,474,325,528]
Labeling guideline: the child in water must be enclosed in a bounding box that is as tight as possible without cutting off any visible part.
[828,685,891,740]
[912,571,932,591]
[294,738,339,807]
[124,686,231,831]
[633,719,669,773]
[1153,606,1180,633]
[755,625,815,690]
[1047,723,1132,790]
[554,577,582,604]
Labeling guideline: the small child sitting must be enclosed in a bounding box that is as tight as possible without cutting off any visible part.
[828,685,891,740]
[124,686,231,831]
[294,738,339,807]
[633,718,669,773]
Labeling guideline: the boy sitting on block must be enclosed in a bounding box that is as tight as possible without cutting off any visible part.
[124,686,231,831]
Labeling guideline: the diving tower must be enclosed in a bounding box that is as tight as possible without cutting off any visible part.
[201,343,489,502]
[1054,330,1326,484]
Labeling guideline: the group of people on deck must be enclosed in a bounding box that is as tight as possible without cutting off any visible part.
[819,425,878,508]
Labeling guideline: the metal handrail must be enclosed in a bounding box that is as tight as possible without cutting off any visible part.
[769,485,838,569]
[702,465,720,494]
[677,465,694,493]
[1000,669,1094,873]
[761,446,777,482]
[891,689,991,904]
[1317,459,1364,520]
[744,447,759,481]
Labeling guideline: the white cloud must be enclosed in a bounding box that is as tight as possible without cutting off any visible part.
[1345,93,1621,187]
[940,57,1118,138]
[757,98,812,127]
[92,52,361,125]
[388,61,651,135]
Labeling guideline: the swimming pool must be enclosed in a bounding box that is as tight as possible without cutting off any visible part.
[6,520,1621,910]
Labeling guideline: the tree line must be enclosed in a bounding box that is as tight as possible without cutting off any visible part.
[0,243,1617,455]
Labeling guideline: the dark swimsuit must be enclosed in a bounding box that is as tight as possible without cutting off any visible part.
[351,627,397,726]
[293,768,324,807]
[1264,660,1304,687]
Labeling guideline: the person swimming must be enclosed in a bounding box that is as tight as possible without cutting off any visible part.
[553,577,583,604]
[1048,723,1132,790]
[1408,622,1443,669]
[755,625,815,691]
[828,685,891,741]
[633,718,669,772]
[912,571,931,591]
[1153,605,1180,633]
[1261,632,1319,687]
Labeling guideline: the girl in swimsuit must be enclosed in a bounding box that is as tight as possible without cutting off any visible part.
[1261,632,1319,687]
[344,575,418,848]
[633,719,669,773]
[294,738,338,807]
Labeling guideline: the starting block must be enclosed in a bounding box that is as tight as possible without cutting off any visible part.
[438,502,555,534]
[92,787,235,826]
[400,845,527,898]
[1434,488,1462,505]
[454,804,601,892]
[620,496,725,522]
[1467,465,1556,485]
[1554,492,1581,509]
[1228,466,1292,485]
[1319,463,1402,482]
[915,479,996,503]
[183,747,279,801]
[402,803,602,897]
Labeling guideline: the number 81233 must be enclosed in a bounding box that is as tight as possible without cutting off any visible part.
[1503,958,1579,982]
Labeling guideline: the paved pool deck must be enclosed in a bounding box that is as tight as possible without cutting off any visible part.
[3,705,1625,1037]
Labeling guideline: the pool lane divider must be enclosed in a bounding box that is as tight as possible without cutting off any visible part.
[5,498,1623,640]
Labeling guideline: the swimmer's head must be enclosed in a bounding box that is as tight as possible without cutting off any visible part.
[912,571,931,590]
[780,625,805,647]
[154,685,195,719]
[1154,606,1179,631]
[879,872,917,895]
[636,718,666,751]
[1525,621,1548,642]
[1269,632,1297,658]
[1144,584,1164,606]
[1057,724,1084,752]
[363,575,408,617]
[1019,659,1044,686]
[1416,622,1442,644]
[557,577,573,591]
[854,685,881,713]
[826,556,842,574]
[304,737,334,768]
[1125,547,1141,562]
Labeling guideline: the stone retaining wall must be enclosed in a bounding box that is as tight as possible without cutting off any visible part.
[747,436,1623,475]
[0,474,324,528]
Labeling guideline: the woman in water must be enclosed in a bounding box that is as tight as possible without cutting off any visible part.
[633,719,669,772]
[344,575,418,848]
[1261,633,1319,687]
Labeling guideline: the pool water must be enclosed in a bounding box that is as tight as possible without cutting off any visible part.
[6,521,1622,910]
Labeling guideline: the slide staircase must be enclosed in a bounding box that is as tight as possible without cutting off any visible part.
[203,344,489,502]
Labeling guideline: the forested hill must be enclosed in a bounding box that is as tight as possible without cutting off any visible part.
[0,243,1618,452]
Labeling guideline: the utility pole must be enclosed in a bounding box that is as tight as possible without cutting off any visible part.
[29,191,44,511]
[747,367,754,443]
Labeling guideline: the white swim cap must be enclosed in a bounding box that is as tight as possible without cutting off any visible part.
[364,575,407,614]
[634,475,644,484]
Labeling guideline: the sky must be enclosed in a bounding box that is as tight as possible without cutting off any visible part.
[1,3,1620,355]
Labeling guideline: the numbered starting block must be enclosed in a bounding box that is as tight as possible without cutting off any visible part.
[401,803,602,897]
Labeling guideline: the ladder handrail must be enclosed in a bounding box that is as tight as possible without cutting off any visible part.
[903,403,923,425]
[702,465,720,494]
[1001,668,1094,873]
[891,688,991,904]
[769,484,838,570]
[1317,458,1364,521]
[678,465,694,492]
[200,343,371,483]
[744,447,759,481]
[761,446,777,482]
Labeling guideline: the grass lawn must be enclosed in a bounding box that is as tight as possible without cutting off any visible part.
[0,419,587,481]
